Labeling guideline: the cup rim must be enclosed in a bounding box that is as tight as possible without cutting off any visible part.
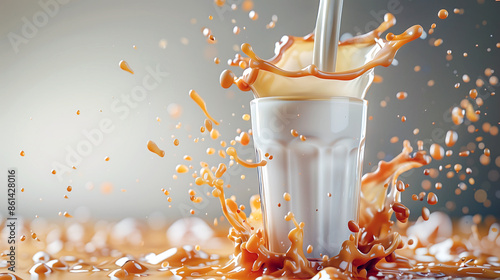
[250,96,367,104]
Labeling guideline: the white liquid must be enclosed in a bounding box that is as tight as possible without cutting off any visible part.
[312,0,344,72]
[248,38,379,99]
[250,97,367,259]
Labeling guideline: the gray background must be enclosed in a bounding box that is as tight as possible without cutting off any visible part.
[0,0,499,223]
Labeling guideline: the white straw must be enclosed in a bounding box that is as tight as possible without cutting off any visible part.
[312,0,343,72]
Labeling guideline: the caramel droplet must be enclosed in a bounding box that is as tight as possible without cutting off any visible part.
[214,0,225,7]
[396,91,408,100]
[220,70,236,89]
[176,164,189,173]
[445,130,458,147]
[283,192,291,201]
[249,10,258,20]
[238,132,250,146]
[427,192,438,205]
[119,60,134,74]
[459,151,470,157]
[204,119,213,132]
[348,220,360,233]
[422,207,430,220]
[469,89,478,99]
[438,9,449,19]
[210,129,220,140]
[147,140,165,157]
[306,245,313,254]
[430,143,445,160]
[233,26,240,35]
[189,90,219,125]
[433,39,443,47]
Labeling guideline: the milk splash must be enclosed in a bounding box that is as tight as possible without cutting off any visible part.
[220,14,422,99]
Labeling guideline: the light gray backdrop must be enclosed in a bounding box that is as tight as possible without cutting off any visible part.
[1,0,499,222]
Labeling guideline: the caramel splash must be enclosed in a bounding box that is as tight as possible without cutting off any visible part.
[226,147,267,168]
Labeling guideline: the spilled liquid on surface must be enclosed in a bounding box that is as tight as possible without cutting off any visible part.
[2,4,500,280]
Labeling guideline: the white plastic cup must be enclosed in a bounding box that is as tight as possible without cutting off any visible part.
[250,97,367,259]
